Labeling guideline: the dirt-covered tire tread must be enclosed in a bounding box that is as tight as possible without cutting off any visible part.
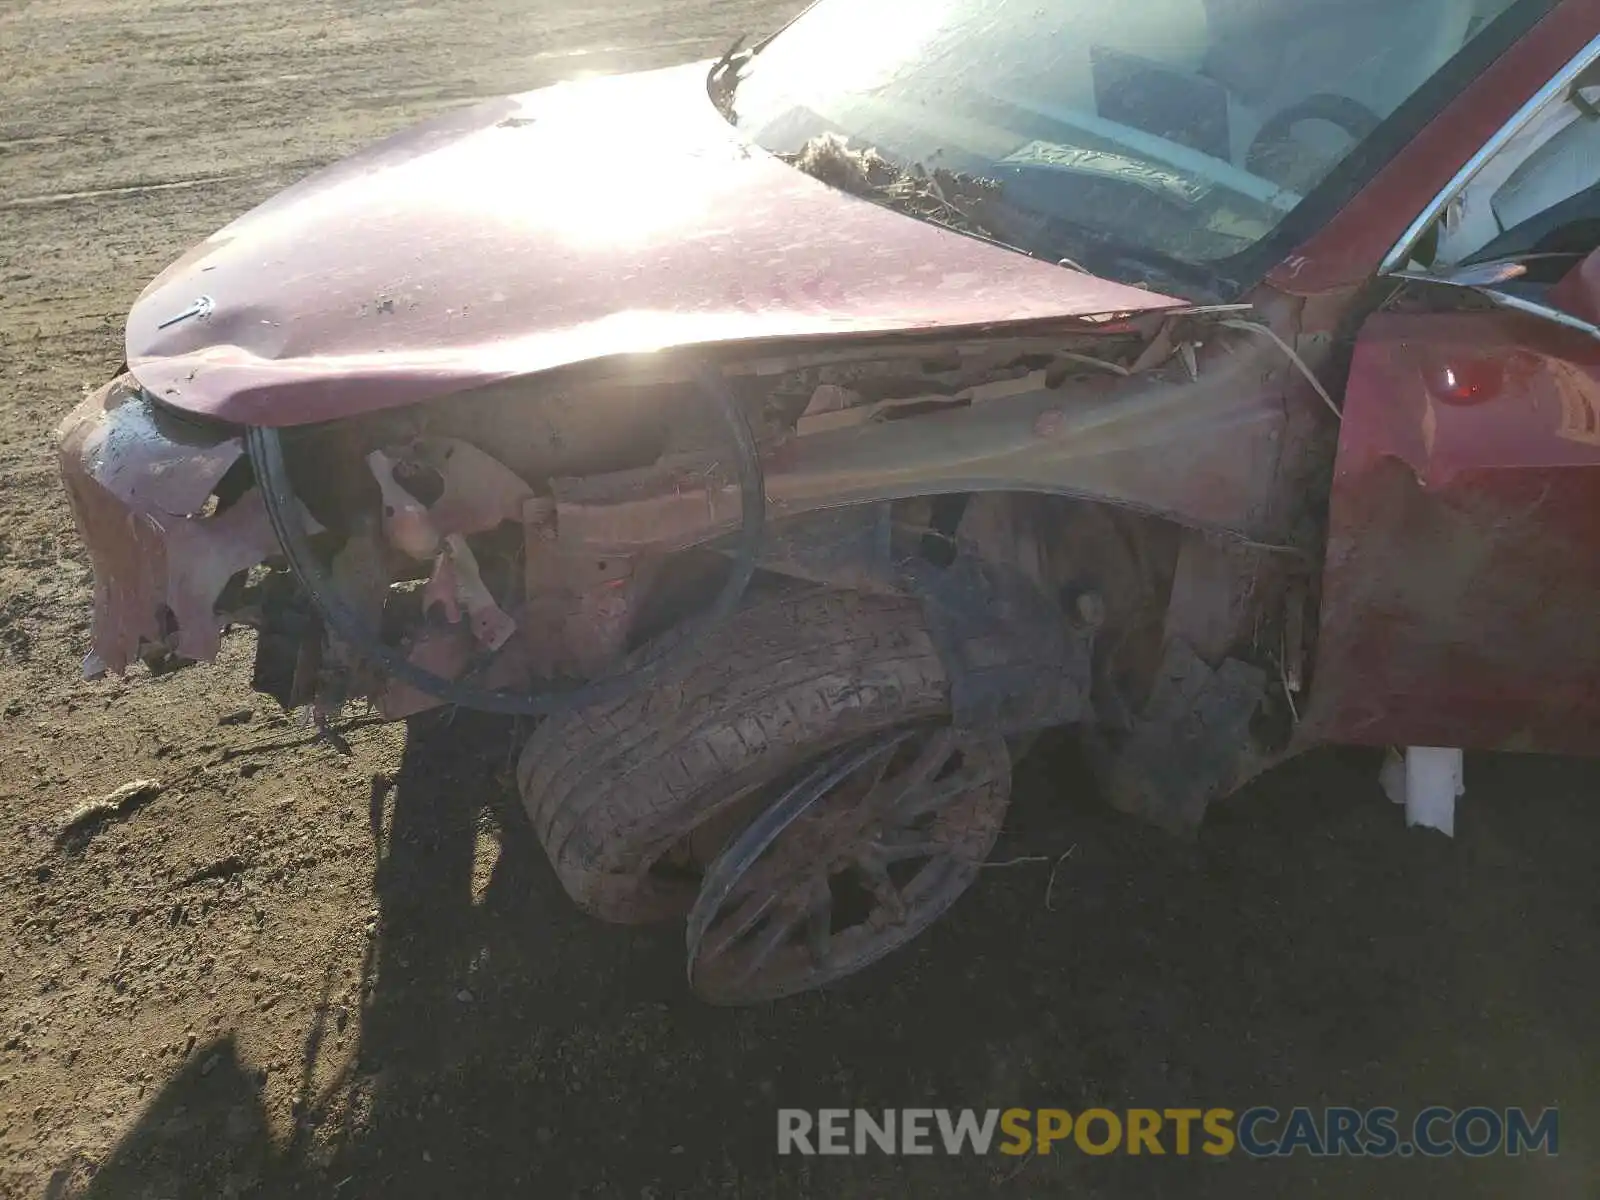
[517,588,951,923]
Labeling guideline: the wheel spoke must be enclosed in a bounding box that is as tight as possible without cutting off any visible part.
[860,728,958,816]
[717,815,824,900]
[805,889,833,966]
[699,887,780,963]
[685,730,1010,1002]
[833,747,894,809]
[870,834,948,864]
[856,856,908,926]
[737,904,808,982]
[900,728,960,790]
[893,761,1002,821]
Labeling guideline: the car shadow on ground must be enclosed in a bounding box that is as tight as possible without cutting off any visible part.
[71,714,1598,1198]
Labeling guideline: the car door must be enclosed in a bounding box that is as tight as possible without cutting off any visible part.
[1304,32,1600,754]
[1308,281,1600,753]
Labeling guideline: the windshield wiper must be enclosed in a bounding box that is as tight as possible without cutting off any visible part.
[708,34,752,120]
[711,33,746,75]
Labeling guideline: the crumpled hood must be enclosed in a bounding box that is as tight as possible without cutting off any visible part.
[128,61,1181,427]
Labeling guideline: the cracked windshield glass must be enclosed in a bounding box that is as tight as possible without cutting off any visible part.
[732,0,1523,289]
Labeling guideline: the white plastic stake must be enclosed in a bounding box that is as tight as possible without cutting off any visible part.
[1397,746,1464,837]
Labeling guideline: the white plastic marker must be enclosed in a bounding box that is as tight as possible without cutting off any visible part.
[1380,746,1465,837]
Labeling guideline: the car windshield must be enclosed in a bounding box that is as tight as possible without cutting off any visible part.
[731,0,1527,294]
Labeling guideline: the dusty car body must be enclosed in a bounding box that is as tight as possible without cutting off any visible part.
[57,0,1600,1002]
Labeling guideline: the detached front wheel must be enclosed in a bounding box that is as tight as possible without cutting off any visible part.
[516,588,1013,1004]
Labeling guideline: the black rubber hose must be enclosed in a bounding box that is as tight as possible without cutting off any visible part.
[245,366,766,716]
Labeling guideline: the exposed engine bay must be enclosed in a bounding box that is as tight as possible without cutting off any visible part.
[59,304,1333,828]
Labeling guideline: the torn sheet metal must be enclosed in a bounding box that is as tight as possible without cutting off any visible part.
[57,378,292,673]
[161,488,288,662]
[66,378,243,515]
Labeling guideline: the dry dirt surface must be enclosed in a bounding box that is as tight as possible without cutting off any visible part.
[0,2,1597,1197]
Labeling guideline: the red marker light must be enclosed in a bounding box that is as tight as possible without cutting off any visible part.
[1429,357,1503,405]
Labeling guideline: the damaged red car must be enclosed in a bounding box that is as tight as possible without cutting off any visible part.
[57,0,1600,1003]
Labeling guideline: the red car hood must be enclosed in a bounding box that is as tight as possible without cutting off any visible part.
[128,62,1182,427]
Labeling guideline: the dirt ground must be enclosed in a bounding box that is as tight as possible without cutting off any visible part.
[0,1,1596,1196]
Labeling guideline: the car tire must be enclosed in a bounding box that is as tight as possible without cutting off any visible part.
[517,587,962,925]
